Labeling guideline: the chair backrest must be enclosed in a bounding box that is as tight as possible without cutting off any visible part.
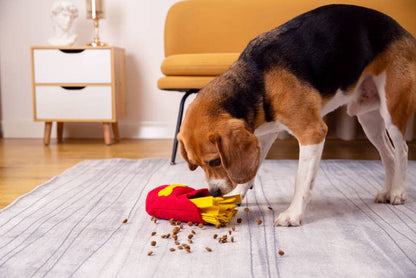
[164,0,416,56]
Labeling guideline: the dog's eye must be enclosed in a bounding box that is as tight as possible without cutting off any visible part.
[208,158,221,167]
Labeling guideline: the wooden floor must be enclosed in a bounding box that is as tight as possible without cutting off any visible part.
[1,138,415,209]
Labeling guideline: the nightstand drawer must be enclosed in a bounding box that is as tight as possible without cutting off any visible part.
[33,49,112,83]
[35,86,113,120]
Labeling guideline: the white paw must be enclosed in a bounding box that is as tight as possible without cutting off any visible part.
[375,189,407,205]
[274,210,303,227]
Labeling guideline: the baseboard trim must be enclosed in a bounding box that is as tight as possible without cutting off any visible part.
[1,120,176,139]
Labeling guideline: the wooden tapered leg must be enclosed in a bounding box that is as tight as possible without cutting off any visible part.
[57,122,64,143]
[112,122,120,142]
[43,122,52,145]
[103,122,112,145]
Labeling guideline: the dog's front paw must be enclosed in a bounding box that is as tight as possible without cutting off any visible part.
[375,189,407,205]
[274,210,303,227]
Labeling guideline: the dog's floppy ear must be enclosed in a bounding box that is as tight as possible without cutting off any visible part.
[209,119,260,184]
[177,133,198,171]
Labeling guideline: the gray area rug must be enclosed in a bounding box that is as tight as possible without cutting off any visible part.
[0,159,415,278]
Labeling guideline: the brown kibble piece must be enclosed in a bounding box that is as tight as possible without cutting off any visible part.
[150,241,156,246]
[188,221,193,226]
[151,232,156,236]
[257,219,263,225]
[213,234,218,239]
[198,223,204,228]
[122,219,128,224]
[147,251,153,256]
[244,207,249,212]
[188,239,193,244]
[178,245,183,250]
[237,218,242,224]
[205,247,212,252]
[232,225,236,231]
[191,230,196,234]
[231,237,234,243]
[228,230,232,235]
[170,248,176,252]
[268,206,273,210]
[188,234,194,239]
[278,250,285,256]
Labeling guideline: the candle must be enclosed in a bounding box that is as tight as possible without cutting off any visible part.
[86,0,105,19]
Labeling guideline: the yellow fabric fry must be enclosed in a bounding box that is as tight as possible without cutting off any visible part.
[190,194,241,226]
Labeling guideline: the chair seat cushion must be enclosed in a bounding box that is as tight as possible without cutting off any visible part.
[157,76,216,90]
[161,53,240,76]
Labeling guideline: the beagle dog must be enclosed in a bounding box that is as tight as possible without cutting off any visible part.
[177,5,416,226]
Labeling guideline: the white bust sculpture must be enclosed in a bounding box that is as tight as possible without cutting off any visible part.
[48,1,79,46]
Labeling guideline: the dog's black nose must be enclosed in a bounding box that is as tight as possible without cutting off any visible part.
[209,188,222,197]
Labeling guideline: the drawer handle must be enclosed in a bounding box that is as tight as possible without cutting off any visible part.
[59,49,85,54]
[61,86,86,90]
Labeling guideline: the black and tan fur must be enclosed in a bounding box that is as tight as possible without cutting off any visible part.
[178,5,416,226]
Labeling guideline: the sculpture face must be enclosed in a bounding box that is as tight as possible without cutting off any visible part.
[49,1,79,46]
[53,9,74,31]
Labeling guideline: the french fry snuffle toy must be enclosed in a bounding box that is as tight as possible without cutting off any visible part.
[146,184,241,226]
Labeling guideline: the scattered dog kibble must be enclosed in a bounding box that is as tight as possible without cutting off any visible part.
[278,250,285,256]
[268,206,273,210]
[244,207,249,212]
[122,219,128,224]
[257,219,263,225]
[148,213,246,257]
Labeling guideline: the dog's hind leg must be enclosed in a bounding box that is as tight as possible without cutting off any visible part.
[376,72,415,204]
[357,109,396,202]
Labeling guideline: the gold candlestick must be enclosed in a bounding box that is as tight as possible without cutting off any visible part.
[86,0,107,47]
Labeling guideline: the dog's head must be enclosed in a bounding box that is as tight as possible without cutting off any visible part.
[178,108,260,196]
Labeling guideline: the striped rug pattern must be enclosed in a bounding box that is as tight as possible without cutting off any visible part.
[0,159,415,278]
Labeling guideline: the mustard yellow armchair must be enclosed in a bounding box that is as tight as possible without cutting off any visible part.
[158,0,416,164]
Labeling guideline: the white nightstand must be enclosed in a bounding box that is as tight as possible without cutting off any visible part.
[31,46,126,145]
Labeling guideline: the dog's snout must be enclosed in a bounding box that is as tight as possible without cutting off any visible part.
[209,188,222,197]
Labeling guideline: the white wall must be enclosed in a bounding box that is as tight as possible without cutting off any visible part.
[0,0,187,139]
